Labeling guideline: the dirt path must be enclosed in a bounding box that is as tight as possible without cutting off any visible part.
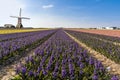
[65,31,120,78]
[0,50,36,80]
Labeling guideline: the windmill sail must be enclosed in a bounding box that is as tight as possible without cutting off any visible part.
[10,16,19,18]
[19,8,21,17]
[21,17,30,19]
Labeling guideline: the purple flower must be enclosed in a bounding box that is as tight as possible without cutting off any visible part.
[92,74,98,80]
[21,67,27,75]
[25,57,29,63]
[93,69,97,75]
[54,62,59,72]
[79,63,84,69]
[16,63,22,74]
[78,56,83,61]
[29,56,34,63]
[69,63,74,75]
[52,71,57,78]
[34,72,39,77]
[28,70,33,77]
[111,75,119,80]
[62,69,67,78]
[16,67,20,74]
[94,61,103,70]
[42,68,47,75]
[62,59,66,65]
[61,65,67,78]
[68,59,72,63]
[37,66,42,73]
[89,57,94,65]
[79,70,83,74]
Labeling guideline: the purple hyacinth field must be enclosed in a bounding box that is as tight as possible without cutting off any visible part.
[0,29,119,80]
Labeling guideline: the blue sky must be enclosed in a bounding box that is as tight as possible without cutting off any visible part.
[0,0,120,28]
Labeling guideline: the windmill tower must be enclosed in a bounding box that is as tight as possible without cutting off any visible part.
[10,8,30,28]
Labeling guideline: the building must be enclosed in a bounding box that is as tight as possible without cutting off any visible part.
[96,26,120,30]
[0,26,4,28]
[104,27,113,30]
[4,24,15,28]
[97,27,118,30]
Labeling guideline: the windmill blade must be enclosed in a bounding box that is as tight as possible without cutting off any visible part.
[19,8,21,17]
[21,17,30,19]
[10,16,19,18]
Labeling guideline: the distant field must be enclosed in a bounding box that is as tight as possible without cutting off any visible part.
[0,28,49,34]
[66,28,120,37]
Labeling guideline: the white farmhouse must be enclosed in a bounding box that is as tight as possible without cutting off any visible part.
[4,24,15,28]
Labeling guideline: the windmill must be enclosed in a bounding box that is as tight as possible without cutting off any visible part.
[10,8,30,28]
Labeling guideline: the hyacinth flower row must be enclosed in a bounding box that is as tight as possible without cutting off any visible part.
[66,30,120,64]
[14,29,118,80]
[0,30,50,42]
[0,30,56,64]
[70,30,120,43]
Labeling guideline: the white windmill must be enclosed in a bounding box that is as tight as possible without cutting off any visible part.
[10,8,30,28]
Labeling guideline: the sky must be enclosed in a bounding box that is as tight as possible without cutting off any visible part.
[0,0,120,28]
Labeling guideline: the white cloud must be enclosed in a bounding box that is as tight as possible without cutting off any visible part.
[95,0,102,2]
[42,4,54,9]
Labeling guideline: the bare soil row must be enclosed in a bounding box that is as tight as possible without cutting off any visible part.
[67,29,120,37]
